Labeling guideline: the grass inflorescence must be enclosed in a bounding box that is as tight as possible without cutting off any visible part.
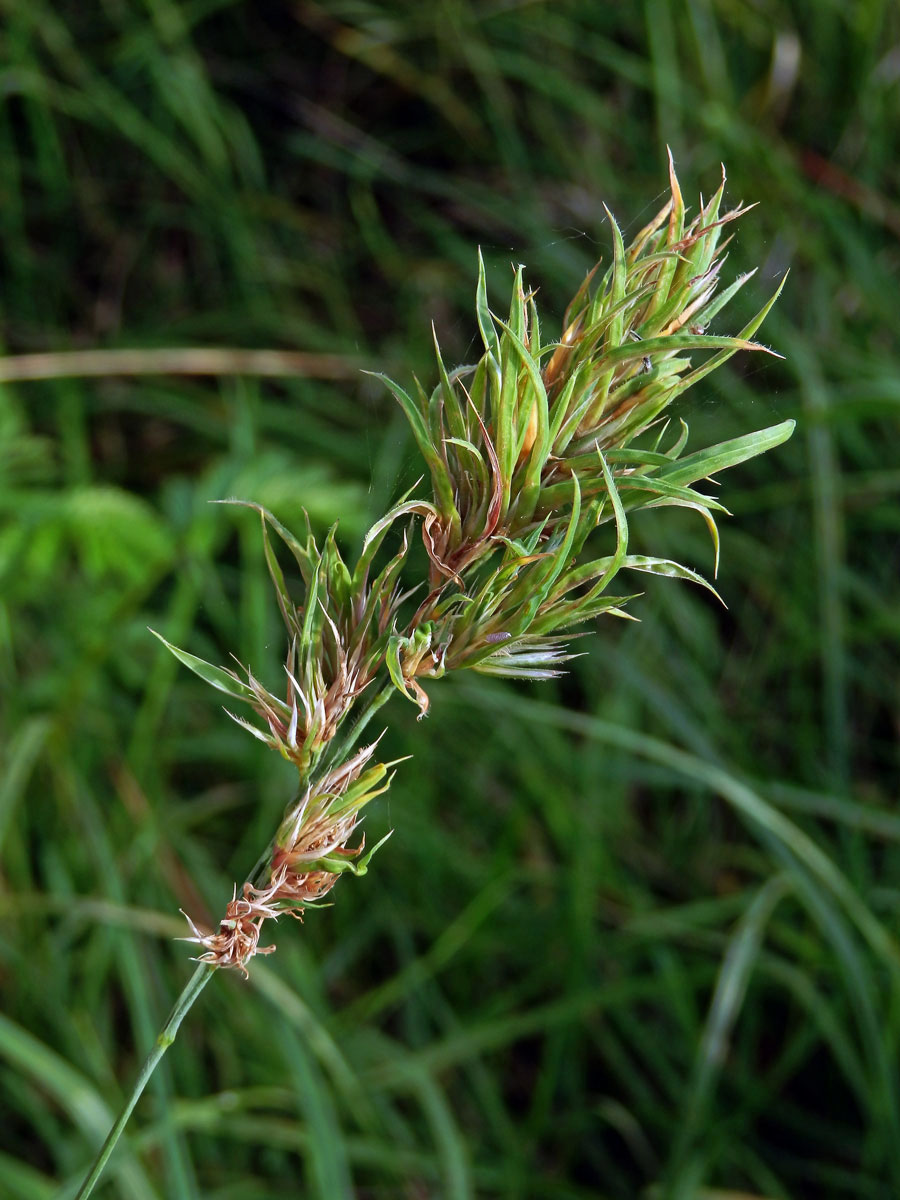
[155,159,791,984]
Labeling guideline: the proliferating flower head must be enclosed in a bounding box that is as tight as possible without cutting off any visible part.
[371,153,790,712]
[160,155,793,973]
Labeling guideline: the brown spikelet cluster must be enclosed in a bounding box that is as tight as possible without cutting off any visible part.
[180,742,391,975]
[180,887,280,978]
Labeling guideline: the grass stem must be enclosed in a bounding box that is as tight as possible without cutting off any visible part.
[74,963,215,1200]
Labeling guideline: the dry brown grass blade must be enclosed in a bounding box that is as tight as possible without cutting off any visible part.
[0,347,367,383]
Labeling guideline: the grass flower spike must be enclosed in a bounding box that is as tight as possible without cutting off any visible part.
[78,155,792,1200]
[155,156,792,976]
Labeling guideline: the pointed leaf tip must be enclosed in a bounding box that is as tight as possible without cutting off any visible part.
[149,628,259,704]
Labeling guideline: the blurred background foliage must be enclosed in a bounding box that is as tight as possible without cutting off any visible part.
[1,1,899,1197]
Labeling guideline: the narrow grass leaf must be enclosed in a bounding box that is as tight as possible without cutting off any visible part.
[622,555,723,603]
[149,630,259,705]
[658,421,795,487]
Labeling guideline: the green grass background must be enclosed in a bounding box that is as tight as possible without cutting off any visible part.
[2,2,899,1196]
